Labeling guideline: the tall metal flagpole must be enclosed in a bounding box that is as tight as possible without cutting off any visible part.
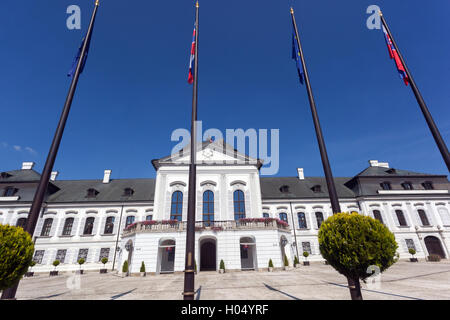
[183,0,200,301]
[380,11,450,172]
[290,8,341,214]
[0,0,100,300]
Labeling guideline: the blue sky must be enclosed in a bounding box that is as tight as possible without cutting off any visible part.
[0,0,449,180]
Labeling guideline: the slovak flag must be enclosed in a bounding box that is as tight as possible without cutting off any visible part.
[188,26,196,84]
[382,26,409,86]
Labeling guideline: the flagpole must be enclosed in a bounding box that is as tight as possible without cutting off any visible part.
[290,8,341,214]
[183,0,200,301]
[0,0,100,300]
[380,11,450,172]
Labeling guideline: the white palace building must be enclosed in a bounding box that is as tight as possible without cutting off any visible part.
[1,139,450,274]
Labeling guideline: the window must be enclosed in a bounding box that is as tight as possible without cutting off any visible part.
[3,186,17,197]
[315,212,324,228]
[263,213,270,218]
[86,188,99,198]
[0,172,12,179]
[33,250,45,264]
[125,216,135,228]
[386,169,396,174]
[311,185,322,193]
[41,218,53,237]
[279,213,288,224]
[418,209,430,226]
[77,248,88,261]
[373,210,384,224]
[202,191,214,226]
[123,188,134,197]
[233,190,246,220]
[16,217,27,229]
[104,216,115,234]
[99,248,110,261]
[62,217,74,236]
[83,217,95,235]
[422,182,434,190]
[302,242,312,254]
[279,185,290,193]
[405,239,416,251]
[298,212,308,229]
[55,249,67,263]
[401,182,413,190]
[395,210,407,226]
[146,215,153,221]
[170,191,183,221]
[380,182,392,190]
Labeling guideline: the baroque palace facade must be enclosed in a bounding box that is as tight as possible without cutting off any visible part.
[1,139,450,274]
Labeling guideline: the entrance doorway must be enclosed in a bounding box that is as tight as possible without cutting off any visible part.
[240,237,256,270]
[200,238,217,271]
[158,239,176,273]
[424,236,446,259]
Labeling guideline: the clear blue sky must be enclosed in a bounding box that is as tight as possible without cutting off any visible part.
[0,0,449,180]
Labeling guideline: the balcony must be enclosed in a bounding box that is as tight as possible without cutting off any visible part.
[123,218,290,236]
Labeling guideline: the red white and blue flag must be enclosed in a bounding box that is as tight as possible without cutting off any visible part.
[382,26,409,86]
[188,26,196,84]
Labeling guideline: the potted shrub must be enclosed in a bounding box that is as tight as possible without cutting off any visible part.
[77,258,85,274]
[409,248,418,262]
[428,254,441,262]
[303,251,310,266]
[100,258,108,274]
[50,260,60,276]
[268,259,274,272]
[294,256,300,268]
[140,261,146,277]
[122,260,129,277]
[26,261,36,277]
[219,260,225,274]
[283,255,290,270]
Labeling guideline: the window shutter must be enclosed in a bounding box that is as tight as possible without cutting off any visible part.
[49,218,58,237]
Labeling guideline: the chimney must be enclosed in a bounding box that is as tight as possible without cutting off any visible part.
[21,162,35,170]
[369,160,379,167]
[369,160,390,168]
[103,170,112,184]
[297,168,305,180]
[50,171,59,181]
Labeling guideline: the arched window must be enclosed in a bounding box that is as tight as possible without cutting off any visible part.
[3,186,18,197]
[418,209,430,226]
[146,215,153,221]
[16,217,27,229]
[422,182,434,190]
[380,182,392,190]
[62,217,74,236]
[373,210,384,224]
[263,213,270,218]
[315,212,324,229]
[104,216,115,234]
[41,218,53,236]
[125,215,135,227]
[170,191,183,221]
[233,190,246,220]
[298,212,307,229]
[395,210,407,226]
[279,213,288,224]
[203,191,214,226]
[83,217,95,235]
[401,182,413,190]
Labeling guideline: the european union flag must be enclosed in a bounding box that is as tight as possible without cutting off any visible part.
[292,26,304,85]
[67,35,92,78]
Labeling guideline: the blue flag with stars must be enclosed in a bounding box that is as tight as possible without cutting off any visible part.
[292,25,304,85]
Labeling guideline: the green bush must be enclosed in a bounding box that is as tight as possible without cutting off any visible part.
[303,251,309,259]
[408,248,416,256]
[101,257,108,265]
[140,261,146,273]
[122,260,129,273]
[0,225,35,290]
[53,260,60,269]
[268,259,274,268]
[294,256,299,265]
[29,260,36,271]
[283,255,289,267]
[219,259,225,270]
[78,258,85,267]
[318,212,398,300]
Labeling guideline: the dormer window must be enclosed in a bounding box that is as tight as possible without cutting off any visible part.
[0,172,12,179]
[386,169,396,174]
[311,185,322,193]
[86,188,99,198]
[401,182,413,190]
[3,186,18,197]
[380,182,392,190]
[123,188,134,197]
[279,185,290,193]
[422,182,434,190]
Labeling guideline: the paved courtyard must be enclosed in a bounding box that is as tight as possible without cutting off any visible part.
[13,261,450,300]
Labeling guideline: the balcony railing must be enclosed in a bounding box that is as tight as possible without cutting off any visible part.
[123,218,290,235]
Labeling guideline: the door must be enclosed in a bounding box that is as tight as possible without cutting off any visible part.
[200,241,216,271]
[424,236,446,259]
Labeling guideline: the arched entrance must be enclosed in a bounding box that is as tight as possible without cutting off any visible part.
[424,236,446,259]
[158,239,176,273]
[240,237,257,270]
[200,238,217,271]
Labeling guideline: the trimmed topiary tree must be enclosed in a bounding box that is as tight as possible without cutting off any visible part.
[318,212,398,300]
[140,261,146,276]
[303,251,309,260]
[219,259,225,272]
[268,259,274,270]
[122,260,129,275]
[294,256,300,267]
[283,255,289,267]
[101,257,108,266]
[0,225,35,290]
[77,258,85,274]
